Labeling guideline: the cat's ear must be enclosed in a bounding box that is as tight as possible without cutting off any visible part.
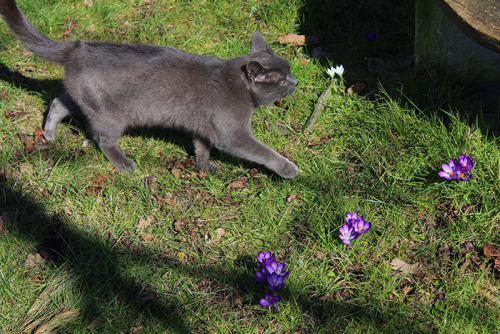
[246,61,283,83]
[250,31,273,54]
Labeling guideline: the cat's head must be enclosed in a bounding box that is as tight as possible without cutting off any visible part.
[244,31,298,106]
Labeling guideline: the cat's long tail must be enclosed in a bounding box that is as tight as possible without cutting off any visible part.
[0,0,72,64]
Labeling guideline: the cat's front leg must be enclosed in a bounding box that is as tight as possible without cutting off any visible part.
[99,142,137,173]
[91,122,137,173]
[222,133,298,179]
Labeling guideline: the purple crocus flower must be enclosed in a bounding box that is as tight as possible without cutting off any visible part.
[339,223,356,245]
[458,155,474,172]
[438,159,460,180]
[259,293,281,311]
[256,251,275,267]
[457,170,471,181]
[365,32,376,42]
[265,273,285,290]
[265,260,290,278]
[253,267,267,283]
[352,216,372,235]
[345,211,358,225]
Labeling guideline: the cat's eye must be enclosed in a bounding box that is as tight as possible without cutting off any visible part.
[280,80,287,85]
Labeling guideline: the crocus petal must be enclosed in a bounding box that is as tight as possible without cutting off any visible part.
[259,298,270,307]
[335,65,344,76]
[438,171,452,180]
[441,163,452,173]
[345,211,358,224]
[339,234,351,245]
[361,221,372,234]
[326,67,336,78]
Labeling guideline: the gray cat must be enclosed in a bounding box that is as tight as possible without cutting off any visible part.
[0,0,299,178]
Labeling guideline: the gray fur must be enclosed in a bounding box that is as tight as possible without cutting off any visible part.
[0,0,299,178]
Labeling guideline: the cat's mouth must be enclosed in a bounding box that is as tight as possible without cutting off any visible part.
[285,86,297,97]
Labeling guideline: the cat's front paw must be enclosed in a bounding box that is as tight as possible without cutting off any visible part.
[115,158,138,173]
[43,127,56,141]
[277,161,299,179]
[196,161,219,174]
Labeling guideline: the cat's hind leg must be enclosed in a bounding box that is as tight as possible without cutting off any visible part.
[194,135,218,174]
[44,93,80,141]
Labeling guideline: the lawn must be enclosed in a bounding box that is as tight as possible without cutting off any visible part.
[1,0,499,333]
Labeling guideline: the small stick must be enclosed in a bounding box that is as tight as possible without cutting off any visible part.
[193,216,238,223]
[303,82,334,133]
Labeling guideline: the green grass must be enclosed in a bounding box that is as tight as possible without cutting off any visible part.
[1,0,499,333]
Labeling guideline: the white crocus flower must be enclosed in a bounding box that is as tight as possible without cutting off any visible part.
[334,65,344,77]
[326,67,336,78]
[326,65,345,78]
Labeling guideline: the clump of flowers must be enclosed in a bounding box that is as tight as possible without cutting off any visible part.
[326,65,345,79]
[339,211,372,245]
[254,251,289,311]
[438,154,474,181]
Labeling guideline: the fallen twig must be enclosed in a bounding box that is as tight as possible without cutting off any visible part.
[303,83,334,133]
[193,216,238,223]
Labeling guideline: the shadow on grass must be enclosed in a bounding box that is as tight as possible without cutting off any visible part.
[0,170,421,331]
[298,0,500,137]
[0,63,63,104]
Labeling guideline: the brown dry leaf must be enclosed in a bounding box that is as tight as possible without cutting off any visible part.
[484,243,500,259]
[227,177,248,189]
[287,194,300,202]
[248,168,260,178]
[140,232,155,242]
[170,168,181,178]
[19,162,31,174]
[0,213,13,235]
[0,219,8,235]
[298,58,310,66]
[34,129,45,143]
[347,82,366,96]
[401,285,413,295]
[4,110,26,119]
[94,173,108,186]
[64,207,73,216]
[25,253,46,268]
[308,135,333,147]
[277,34,320,46]
[24,138,34,154]
[173,218,186,232]
[39,188,50,198]
[130,326,143,334]
[391,258,422,274]
[137,218,153,230]
[82,174,109,196]
[204,227,225,244]
[61,20,78,40]
[166,157,207,178]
